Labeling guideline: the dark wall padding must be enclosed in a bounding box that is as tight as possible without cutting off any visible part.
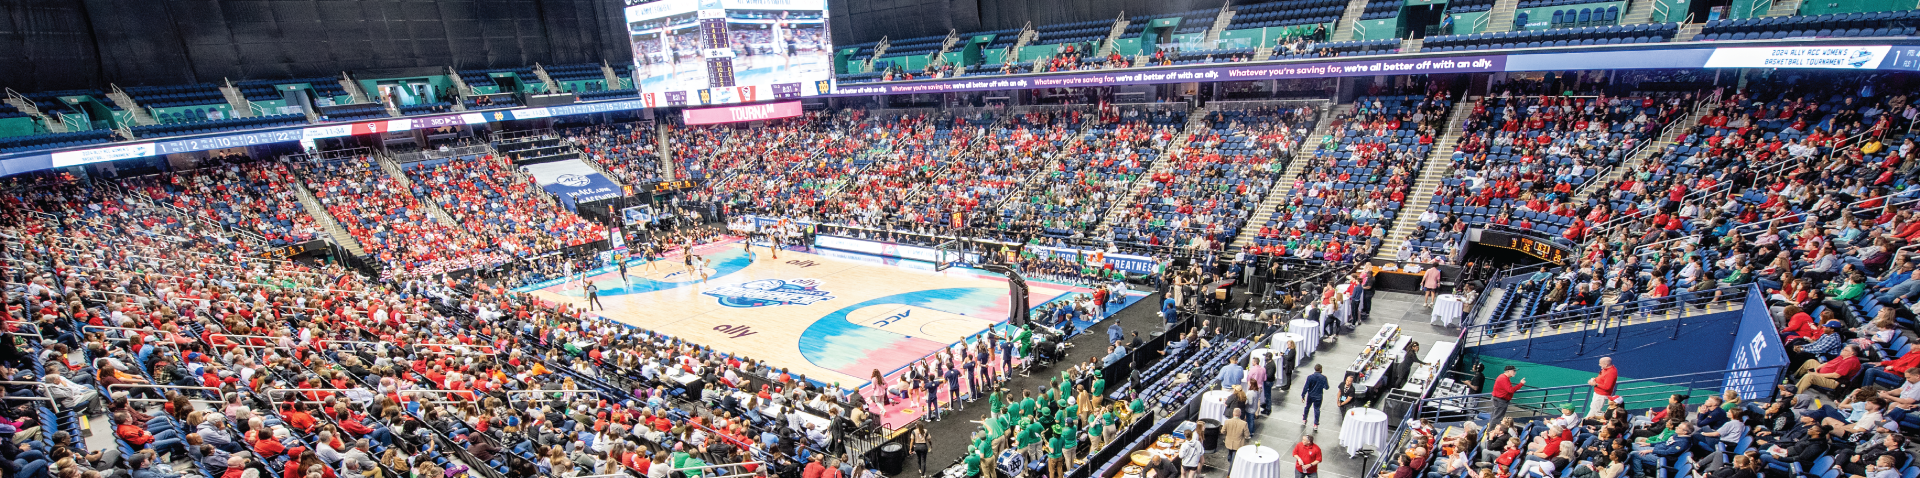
[1,0,631,91]
[0,0,108,92]
[8,0,1222,92]
[829,0,1224,46]
[827,0,982,48]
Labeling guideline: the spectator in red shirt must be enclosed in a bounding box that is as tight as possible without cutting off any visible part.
[115,410,187,457]
[1490,366,1525,424]
[1791,345,1861,394]
[1587,357,1617,416]
[1292,435,1322,478]
[802,454,826,478]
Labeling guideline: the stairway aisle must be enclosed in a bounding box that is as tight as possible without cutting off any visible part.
[292,181,367,256]
[1619,0,1659,26]
[1228,102,1351,251]
[1573,99,1705,199]
[374,153,462,228]
[1484,0,1525,33]
[1094,105,1214,234]
[1331,0,1372,41]
[1377,99,1473,259]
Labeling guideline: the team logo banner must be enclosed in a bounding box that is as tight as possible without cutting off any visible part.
[704,278,835,307]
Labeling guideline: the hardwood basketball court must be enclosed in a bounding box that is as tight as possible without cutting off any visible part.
[521,239,1145,394]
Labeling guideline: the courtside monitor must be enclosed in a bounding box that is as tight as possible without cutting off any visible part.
[626,0,832,105]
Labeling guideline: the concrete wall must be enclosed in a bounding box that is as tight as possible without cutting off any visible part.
[1796,0,1910,14]
[1447,11,1490,34]
[0,117,41,138]
[1353,17,1402,40]
[1649,0,1690,22]
[1465,309,1742,406]
[1217,24,1332,48]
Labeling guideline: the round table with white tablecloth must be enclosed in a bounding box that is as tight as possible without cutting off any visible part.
[1431,294,1466,326]
[1269,333,1306,361]
[1228,445,1282,478]
[1287,319,1322,357]
[1338,407,1390,458]
[1198,390,1231,422]
[1248,348,1275,370]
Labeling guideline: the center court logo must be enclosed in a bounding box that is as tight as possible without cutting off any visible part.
[704,278,835,307]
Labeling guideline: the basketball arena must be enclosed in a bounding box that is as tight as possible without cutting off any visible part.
[0,1,1902,478]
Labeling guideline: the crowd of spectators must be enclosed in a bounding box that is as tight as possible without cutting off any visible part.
[294,155,496,277]
[1405,86,1690,261]
[1405,76,1920,478]
[1110,103,1320,252]
[709,110,875,219]
[403,155,608,258]
[1393,69,1920,472]
[666,116,815,182]
[807,110,991,231]
[1040,42,1133,72]
[123,156,324,247]
[892,108,1083,232]
[568,123,666,188]
[1249,92,1451,262]
[0,180,904,478]
[995,106,1187,240]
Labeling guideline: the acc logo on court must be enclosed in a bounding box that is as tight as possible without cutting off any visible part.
[704,278,835,308]
[556,174,592,187]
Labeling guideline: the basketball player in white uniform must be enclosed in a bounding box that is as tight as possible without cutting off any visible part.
[775,12,792,70]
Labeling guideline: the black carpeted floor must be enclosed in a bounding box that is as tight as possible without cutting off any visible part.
[894,290,1169,476]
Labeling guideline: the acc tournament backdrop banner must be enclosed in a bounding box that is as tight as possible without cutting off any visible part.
[521,160,623,211]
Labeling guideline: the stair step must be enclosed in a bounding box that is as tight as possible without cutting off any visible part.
[1379,99,1477,258]
[1484,0,1524,33]
[1229,101,1346,250]
[1332,0,1372,41]
[292,181,365,256]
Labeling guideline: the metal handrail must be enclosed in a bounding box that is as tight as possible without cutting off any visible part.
[106,383,223,399]
[0,381,57,403]
[1466,284,1746,349]
[1587,90,1721,233]
[676,461,765,472]
[1727,191,1920,237]
[1364,363,1785,478]
[503,389,599,405]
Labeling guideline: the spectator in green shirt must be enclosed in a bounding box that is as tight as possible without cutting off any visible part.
[963,445,983,477]
[1827,273,1867,301]
[1047,434,1066,478]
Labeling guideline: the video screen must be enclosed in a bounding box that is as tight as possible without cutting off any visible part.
[627,0,832,105]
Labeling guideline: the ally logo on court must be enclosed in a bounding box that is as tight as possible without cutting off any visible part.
[704,278,836,308]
